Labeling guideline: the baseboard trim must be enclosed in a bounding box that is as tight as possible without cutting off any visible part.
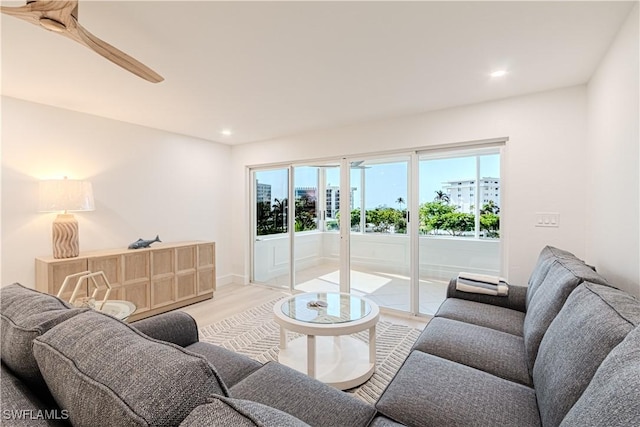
[217,274,247,287]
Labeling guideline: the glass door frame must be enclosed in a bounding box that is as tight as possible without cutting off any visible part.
[250,165,292,289]
[413,141,506,315]
[339,158,350,293]
[340,153,413,308]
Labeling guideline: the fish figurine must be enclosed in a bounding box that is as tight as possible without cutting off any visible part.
[128,235,161,250]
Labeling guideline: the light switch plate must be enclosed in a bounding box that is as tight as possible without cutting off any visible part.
[535,212,559,227]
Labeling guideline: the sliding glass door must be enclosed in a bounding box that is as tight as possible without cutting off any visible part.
[417,148,502,314]
[251,141,504,316]
[252,168,290,288]
[347,157,411,311]
[292,164,342,292]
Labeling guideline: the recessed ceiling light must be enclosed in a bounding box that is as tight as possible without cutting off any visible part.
[220,129,232,136]
[490,70,507,78]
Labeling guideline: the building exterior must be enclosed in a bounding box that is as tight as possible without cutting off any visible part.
[295,187,317,200]
[325,186,357,219]
[292,186,356,219]
[443,177,500,213]
[325,186,340,219]
[256,182,272,204]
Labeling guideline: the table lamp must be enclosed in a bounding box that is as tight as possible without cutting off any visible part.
[39,177,95,259]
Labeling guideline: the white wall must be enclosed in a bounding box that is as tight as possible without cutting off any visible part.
[231,86,590,287]
[586,4,640,297]
[1,97,233,287]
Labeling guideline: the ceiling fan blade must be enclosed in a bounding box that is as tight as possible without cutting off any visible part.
[1,1,76,27]
[0,3,36,22]
[2,0,162,83]
[68,21,164,83]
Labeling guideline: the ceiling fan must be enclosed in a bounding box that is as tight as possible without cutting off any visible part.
[1,0,163,83]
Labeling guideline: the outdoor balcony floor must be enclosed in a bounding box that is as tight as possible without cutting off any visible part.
[257,262,448,315]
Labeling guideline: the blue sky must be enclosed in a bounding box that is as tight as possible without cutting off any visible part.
[255,154,499,209]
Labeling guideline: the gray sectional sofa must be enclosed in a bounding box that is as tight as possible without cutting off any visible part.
[1,246,639,426]
[1,283,375,427]
[375,246,640,426]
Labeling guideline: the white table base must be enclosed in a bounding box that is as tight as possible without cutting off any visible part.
[278,330,376,390]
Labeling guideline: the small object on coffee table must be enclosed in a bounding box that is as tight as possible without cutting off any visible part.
[73,297,96,309]
[307,300,328,308]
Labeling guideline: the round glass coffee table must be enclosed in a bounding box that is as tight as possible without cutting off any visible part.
[273,292,380,390]
[97,300,136,321]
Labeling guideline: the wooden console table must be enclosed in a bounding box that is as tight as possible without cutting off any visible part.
[35,241,215,322]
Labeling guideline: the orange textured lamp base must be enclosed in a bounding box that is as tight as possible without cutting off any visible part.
[52,214,79,259]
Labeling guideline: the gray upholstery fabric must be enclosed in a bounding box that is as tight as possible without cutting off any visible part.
[533,283,640,427]
[560,325,640,427]
[187,341,263,387]
[231,362,376,427]
[446,278,528,312]
[375,351,541,427]
[435,297,525,336]
[368,416,407,427]
[526,246,581,308]
[180,395,310,427]
[0,283,87,388]
[33,310,229,427]
[0,363,68,427]
[523,258,609,373]
[412,317,530,386]
[131,311,199,347]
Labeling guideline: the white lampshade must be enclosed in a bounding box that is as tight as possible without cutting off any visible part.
[39,178,95,213]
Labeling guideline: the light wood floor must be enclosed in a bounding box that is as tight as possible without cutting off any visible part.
[179,283,431,330]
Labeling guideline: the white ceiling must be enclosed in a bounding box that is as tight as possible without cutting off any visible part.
[1,1,635,145]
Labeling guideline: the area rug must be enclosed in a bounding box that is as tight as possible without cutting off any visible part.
[199,298,422,404]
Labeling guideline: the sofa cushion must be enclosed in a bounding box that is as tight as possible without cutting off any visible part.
[231,361,376,427]
[180,395,310,427]
[33,310,229,427]
[559,325,640,427]
[0,283,87,388]
[375,351,540,427]
[412,317,530,386]
[533,282,640,427]
[186,341,263,387]
[0,363,67,427]
[435,298,525,336]
[526,246,581,308]
[131,310,199,347]
[369,416,407,427]
[523,258,609,373]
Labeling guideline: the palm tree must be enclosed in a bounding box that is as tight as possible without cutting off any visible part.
[396,196,406,220]
[434,190,450,203]
[272,198,288,232]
